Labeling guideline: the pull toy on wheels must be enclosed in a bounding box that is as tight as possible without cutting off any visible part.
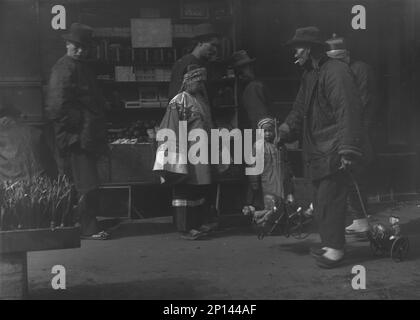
[347,169,410,262]
[367,216,410,262]
[243,199,314,240]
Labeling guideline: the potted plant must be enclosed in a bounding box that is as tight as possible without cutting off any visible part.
[0,176,80,299]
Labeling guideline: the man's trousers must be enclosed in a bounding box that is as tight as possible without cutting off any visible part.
[57,148,101,236]
[312,170,349,250]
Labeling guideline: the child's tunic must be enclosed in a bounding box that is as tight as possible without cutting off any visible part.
[248,141,294,206]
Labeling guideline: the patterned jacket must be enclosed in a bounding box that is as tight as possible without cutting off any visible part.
[153,91,213,185]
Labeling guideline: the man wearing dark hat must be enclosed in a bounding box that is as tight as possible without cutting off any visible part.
[326,34,376,236]
[168,23,220,101]
[278,26,364,268]
[47,23,110,240]
[231,50,271,129]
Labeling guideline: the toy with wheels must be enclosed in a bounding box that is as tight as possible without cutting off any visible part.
[242,195,314,240]
[367,216,409,262]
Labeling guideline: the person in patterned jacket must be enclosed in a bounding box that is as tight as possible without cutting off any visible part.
[154,66,221,240]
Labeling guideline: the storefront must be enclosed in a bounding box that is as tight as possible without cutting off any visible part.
[0,0,418,218]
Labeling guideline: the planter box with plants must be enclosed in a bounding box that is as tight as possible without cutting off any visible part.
[0,176,81,299]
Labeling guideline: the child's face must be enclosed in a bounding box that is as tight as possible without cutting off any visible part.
[262,124,275,142]
[186,81,202,94]
[264,195,276,210]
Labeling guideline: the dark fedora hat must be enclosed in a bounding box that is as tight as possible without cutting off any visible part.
[62,23,94,46]
[230,50,256,68]
[193,23,220,40]
[286,26,326,47]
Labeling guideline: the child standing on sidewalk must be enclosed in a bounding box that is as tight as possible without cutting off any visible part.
[244,118,294,223]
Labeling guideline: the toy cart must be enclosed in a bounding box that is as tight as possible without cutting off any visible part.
[367,216,410,262]
[244,204,314,240]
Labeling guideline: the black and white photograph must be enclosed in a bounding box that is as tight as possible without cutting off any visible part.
[0,0,420,304]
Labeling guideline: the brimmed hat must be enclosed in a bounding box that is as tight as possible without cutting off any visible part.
[62,23,94,46]
[230,50,256,68]
[193,23,220,40]
[286,26,326,47]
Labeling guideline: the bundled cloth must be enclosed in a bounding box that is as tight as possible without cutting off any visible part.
[153,91,212,185]
[182,67,207,87]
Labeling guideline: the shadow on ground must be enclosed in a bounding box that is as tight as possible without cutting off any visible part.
[104,222,175,239]
[29,277,231,300]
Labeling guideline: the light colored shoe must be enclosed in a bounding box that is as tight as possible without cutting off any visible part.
[304,203,314,217]
[346,218,369,234]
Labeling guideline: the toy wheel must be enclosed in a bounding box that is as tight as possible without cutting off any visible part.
[390,237,409,262]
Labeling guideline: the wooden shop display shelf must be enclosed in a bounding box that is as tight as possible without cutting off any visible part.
[0,226,81,300]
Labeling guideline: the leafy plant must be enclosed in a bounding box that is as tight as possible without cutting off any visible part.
[0,175,74,231]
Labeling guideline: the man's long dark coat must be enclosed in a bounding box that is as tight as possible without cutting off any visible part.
[47,55,107,157]
[46,55,108,192]
[285,57,364,181]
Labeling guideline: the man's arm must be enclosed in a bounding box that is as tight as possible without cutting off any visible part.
[279,77,306,143]
[46,62,82,133]
[325,62,363,159]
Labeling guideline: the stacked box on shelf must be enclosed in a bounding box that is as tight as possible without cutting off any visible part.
[139,86,160,108]
[93,27,131,38]
[135,68,155,81]
[155,68,171,81]
[135,67,171,82]
[173,24,194,38]
[159,89,169,108]
[115,66,136,82]
[125,101,141,108]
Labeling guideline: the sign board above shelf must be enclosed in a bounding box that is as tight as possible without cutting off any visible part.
[131,19,172,48]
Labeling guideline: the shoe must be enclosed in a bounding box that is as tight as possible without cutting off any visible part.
[81,230,111,240]
[345,219,369,234]
[181,229,208,240]
[199,222,218,233]
[315,254,345,269]
[310,247,326,258]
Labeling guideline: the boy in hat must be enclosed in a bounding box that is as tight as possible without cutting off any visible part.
[47,23,110,240]
[245,117,294,214]
[278,26,364,268]
[168,23,220,101]
[326,34,376,235]
[231,50,271,129]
